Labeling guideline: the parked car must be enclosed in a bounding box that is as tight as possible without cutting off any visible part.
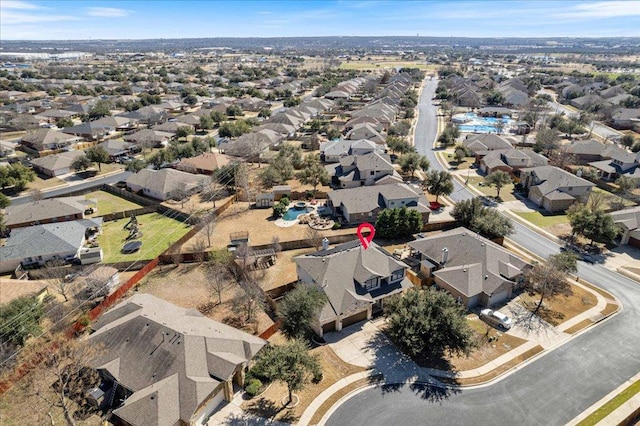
[480,309,512,330]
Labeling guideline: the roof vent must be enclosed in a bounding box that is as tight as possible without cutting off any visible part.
[441,248,449,265]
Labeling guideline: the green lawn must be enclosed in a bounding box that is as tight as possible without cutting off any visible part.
[577,379,640,426]
[513,211,569,228]
[467,176,518,202]
[97,213,191,263]
[85,191,143,216]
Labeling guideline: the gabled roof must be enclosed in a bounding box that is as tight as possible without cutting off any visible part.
[611,206,640,231]
[295,241,412,322]
[21,129,79,150]
[30,150,84,172]
[521,165,596,192]
[89,294,266,425]
[327,183,429,215]
[408,227,529,299]
[3,196,87,227]
[126,168,208,198]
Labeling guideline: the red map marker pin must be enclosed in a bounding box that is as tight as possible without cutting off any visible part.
[357,222,375,250]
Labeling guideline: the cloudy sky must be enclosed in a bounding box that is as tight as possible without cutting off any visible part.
[1,0,639,40]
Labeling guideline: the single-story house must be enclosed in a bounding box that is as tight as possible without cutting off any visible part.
[30,150,85,177]
[408,227,530,309]
[463,134,514,156]
[520,166,595,212]
[97,139,137,161]
[326,182,430,225]
[0,218,102,274]
[87,294,267,426]
[295,240,413,336]
[20,129,80,153]
[176,152,232,175]
[125,168,209,201]
[3,196,96,230]
[610,206,640,247]
[123,129,173,148]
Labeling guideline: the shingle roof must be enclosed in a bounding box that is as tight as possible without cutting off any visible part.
[611,206,640,231]
[3,196,87,227]
[89,294,266,425]
[126,169,208,198]
[328,183,430,215]
[295,241,412,322]
[408,227,529,299]
[30,150,84,172]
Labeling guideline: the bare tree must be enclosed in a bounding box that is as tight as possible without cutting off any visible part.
[305,227,324,251]
[202,214,216,248]
[16,335,102,426]
[586,190,611,212]
[40,269,76,303]
[205,262,229,305]
[524,261,573,318]
[235,282,265,324]
[271,236,282,254]
[191,238,208,263]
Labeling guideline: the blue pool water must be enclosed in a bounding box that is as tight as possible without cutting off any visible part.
[282,206,314,221]
[453,112,514,134]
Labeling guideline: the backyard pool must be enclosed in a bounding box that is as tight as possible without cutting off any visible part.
[282,206,314,221]
[453,112,514,134]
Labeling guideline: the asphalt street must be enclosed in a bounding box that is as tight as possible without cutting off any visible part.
[327,78,640,426]
[10,170,131,205]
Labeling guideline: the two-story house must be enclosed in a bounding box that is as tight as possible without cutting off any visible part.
[326,182,430,225]
[589,148,640,181]
[520,166,595,212]
[478,148,548,176]
[294,240,413,336]
[326,152,401,189]
[408,227,530,309]
[320,138,383,163]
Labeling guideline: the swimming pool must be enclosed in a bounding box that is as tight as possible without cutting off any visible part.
[282,206,314,221]
[453,112,514,134]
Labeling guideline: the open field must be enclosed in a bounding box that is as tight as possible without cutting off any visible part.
[84,190,142,216]
[97,213,191,263]
[513,211,569,228]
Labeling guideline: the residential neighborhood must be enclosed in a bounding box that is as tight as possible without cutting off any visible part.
[1,4,639,426]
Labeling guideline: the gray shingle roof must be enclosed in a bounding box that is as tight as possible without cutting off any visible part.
[3,196,86,227]
[89,294,266,425]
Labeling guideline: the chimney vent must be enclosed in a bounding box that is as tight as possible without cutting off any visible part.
[441,248,449,265]
[322,238,329,251]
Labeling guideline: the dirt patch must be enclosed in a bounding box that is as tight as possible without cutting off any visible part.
[519,283,597,326]
[547,222,572,237]
[260,248,313,291]
[445,318,528,371]
[137,263,274,335]
[241,345,366,423]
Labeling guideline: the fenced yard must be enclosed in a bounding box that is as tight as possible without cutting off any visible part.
[97,213,191,263]
[84,190,143,217]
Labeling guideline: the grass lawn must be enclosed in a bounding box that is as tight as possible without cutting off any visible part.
[97,213,191,263]
[84,190,142,216]
[592,187,636,209]
[519,283,597,326]
[577,379,640,426]
[26,175,65,191]
[513,211,569,228]
[467,176,517,202]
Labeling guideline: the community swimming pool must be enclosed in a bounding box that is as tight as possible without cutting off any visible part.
[453,112,514,134]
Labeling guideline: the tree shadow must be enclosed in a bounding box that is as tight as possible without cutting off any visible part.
[240,397,299,424]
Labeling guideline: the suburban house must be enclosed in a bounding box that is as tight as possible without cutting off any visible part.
[345,123,385,144]
[408,227,530,309]
[520,165,595,212]
[30,150,85,177]
[0,218,102,274]
[20,129,80,154]
[97,139,138,161]
[123,129,173,148]
[478,148,548,176]
[294,240,413,335]
[87,294,267,426]
[176,152,232,175]
[326,183,430,225]
[564,139,610,164]
[610,206,640,247]
[326,152,401,189]
[610,108,640,131]
[320,138,383,163]
[3,196,96,230]
[588,147,640,181]
[462,133,515,156]
[125,168,209,201]
[61,121,113,141]
[223,130,283,159]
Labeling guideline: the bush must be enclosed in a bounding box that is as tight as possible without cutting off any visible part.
[245,378,263,397]
[332,222,341,230]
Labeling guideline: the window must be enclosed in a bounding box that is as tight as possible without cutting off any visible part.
[370,171,375,175]
[364,277,380,290]
[390,269,404,282]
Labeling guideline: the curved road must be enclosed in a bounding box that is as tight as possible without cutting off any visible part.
[327,79,640,426]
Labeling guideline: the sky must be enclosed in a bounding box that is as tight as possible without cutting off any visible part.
[1,0,640,40]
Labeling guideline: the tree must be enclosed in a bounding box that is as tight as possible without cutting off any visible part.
[278,285,326,340]
[305,227,324,251]
[235,283,264,324]
[125,158,146,172]
[258,107,271,119]
[524,258,573,317]
[386,136,414,156]
[56,117,74,128]
[399,152,429,178]
[0,192,10,209]
[451,198,485,228]
[437,123,460,147]
[210,110,226,125]
[484,90,505,106]
[175,126,194,140]
[549,251,578,274]
[615,176,637,201]
[534,128,560,156]
[583,210,619,245]
[484,170,512,199]
[620,134,636,149]
[451,198,514,239]
[384,287,477,359]
[272,197,289,218]
[296,154,329,197]
[0,163,35,191]
[567,203,593,241]
[17,335,101,426]
[205,261,229,305]
[199,115,214,130]
[71,155,92,172]
[375,207,423,239]
[0,295,43,348]
[88,100,112,120]
[250,340,322,405]
[424,170,454,203]
[85,146,109,171]
[226,104,244,117]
